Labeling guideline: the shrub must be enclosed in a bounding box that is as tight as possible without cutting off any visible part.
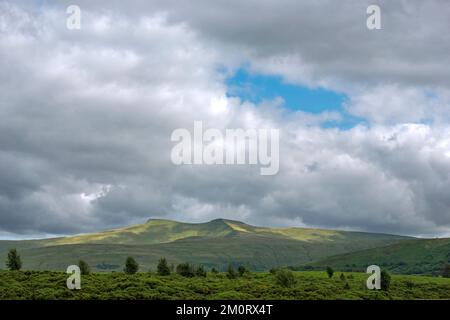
[238,266,248,277]
[195,265,207,277]
[269,268,278,275]
[78,260,90,275]
[124,257,139,274]
[381,270,391,291]
[275,269,296,288]
[442,264,450,278]
[157,258,171,276]
[226,265,237,279]
[344,282,351,290]
[176,263,195,277]
[405,280,414,289]
[211,267,218,274]
[339,273,346,281]
[326,266,334,279]
[6,249,22,271]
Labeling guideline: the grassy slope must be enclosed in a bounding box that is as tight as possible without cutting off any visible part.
[299,238,450,275]
[0,270,449,300]
[0,219,411,271]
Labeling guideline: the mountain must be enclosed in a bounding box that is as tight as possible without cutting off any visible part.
[298,237,450,275]
[0,218,412,271]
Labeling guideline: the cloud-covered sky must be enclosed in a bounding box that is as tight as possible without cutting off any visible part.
[1,0,450,238]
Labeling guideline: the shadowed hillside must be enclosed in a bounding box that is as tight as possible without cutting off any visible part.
[297,237,450,275]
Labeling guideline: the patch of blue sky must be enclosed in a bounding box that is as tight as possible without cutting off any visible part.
[225,68,365,129]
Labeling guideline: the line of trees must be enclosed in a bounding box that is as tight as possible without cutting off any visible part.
[157,258,249,278]
[5,248,450,284]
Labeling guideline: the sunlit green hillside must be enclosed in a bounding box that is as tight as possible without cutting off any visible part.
[0,219,412,271]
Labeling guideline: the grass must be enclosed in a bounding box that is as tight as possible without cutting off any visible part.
[0,270,449,300]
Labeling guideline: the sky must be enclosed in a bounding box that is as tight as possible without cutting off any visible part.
[1,0,450,238]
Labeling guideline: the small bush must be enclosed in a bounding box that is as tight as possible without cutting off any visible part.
[176,263,195,277]
[211,267,218,274]
[405,280,414,289]
[344,282,351,290]
[227,265,237,279]
[442,264,450,278]
[326,266,334,279]
[275,269,296,288]
[381,270,391,291]
[339,273,346,281]
[238,266,248,277]
[195,265,207,277]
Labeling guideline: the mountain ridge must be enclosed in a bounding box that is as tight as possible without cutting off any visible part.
[32,218,415,245]
[0,218,417,272]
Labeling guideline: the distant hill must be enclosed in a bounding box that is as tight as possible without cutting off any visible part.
[297,238,450,275]
[0,219,412,271]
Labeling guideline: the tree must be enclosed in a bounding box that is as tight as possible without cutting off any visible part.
[275,269,296,288]
[344,282,351,290]
[176,262,195,277]
[226,265,237,279]
[238,266,248,277]
[124,257,139,274]
[339,273,346,281]
[211,267,218,274]
[78,260,90,275]
[157,258,171,276]
[442,264,450,278]
[195,265,207,277]
[326,266,334,279]
[381,270,391,291]
[6,249,22,271]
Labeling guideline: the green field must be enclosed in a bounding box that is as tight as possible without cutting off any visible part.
[1,270,449,300]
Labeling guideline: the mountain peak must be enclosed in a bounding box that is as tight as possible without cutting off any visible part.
[208,218,246,224]
[142,217,254,234]
[144,217,251,227]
